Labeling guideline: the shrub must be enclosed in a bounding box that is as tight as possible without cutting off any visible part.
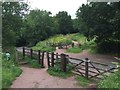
[32,41,55,52]
[98,71,120,89]
[2,59,22,88]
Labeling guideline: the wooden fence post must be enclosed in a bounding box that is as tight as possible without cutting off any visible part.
[38,50,41,64]
[85,58,89,79]
[72,43,74,48]
[61,54,67,72]
[56,53,58,59]
[23,47,25,59]
[46,52,50,68]
[65,45,67,49]
[16,50,18,62]
[30,49,33,59]
[51,52,54,67]
[41,51,44,68]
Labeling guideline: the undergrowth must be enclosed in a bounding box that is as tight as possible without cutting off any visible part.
[75,76,90,87]
[47,60,73,78]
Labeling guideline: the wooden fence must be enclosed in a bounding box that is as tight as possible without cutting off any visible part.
[16,47,44,67]
[46,52,117,79]
[16,47,118,79]
[46,52,68,72]
[67,56,117,79]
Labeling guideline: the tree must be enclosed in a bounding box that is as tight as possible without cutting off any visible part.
[2,2,28,49]
[56,11,74,34]
[76,2,120,53]
[24,10,57,46]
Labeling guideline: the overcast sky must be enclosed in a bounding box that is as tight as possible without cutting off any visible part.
[27,0,87,19]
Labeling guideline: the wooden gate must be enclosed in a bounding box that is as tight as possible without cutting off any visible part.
[67,56,117,79]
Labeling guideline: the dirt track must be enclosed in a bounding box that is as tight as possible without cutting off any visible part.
[11,48,118,88]
[11,66,80,88]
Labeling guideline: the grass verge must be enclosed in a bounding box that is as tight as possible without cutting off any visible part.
[98,71,120,88]
[75,76,90,87]
[24,56,42,68]
[2,59,22,88]
[47,61,73,78]
[66,47,83,53]
[47,67,73,78]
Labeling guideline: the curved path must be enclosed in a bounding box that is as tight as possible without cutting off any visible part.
[11,47,118,88]
[11,66,80,88]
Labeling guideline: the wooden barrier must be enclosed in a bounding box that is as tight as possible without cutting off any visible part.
[51,52,54,67]
[21,47,44,68]
[23,47,25,59]
[20,47,117,79]
[61,54,67,72]
[30,49,33,59]
[85,58,89,79]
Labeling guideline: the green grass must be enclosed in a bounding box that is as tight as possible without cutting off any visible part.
[2,59,22,88]
[98,71,120,89]
[47,61,73,78]
[47,68,73,78]
[32,33,97,54]
[32,34,72,52]
[32,41,55,52]
[66,47,83,53]
[70,33,87,45]
[29,59,41,68]
[75,76,90,87]
[2,47,22,88]
[24,56,42,68]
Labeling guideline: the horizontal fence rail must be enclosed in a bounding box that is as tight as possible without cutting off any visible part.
[16,47,118,80]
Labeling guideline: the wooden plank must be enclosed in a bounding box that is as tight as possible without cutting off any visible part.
[80,64,107,72]
[89,67,116,79]
[46,52,50,68]
[41,52,44,68]
[79,67,100,75]
[89,62,101,73]
[69,57,84,61]
[51,52,54,67]
[38,50,41,64]
[91,61,108,66]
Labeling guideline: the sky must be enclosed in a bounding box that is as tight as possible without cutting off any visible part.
[27,0,87,19]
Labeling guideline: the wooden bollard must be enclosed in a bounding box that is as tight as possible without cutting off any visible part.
[61,54,67,72]
[46,52,50,68]
[38,50,41,64]
[85,58,89,79]
[41,51,44,68]
[23,47,25,59]
[30,49,33,59]
[51,52,54,67]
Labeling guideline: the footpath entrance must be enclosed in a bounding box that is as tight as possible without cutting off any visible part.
[16,47,118,80]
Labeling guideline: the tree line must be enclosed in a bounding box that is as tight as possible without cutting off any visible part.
[2,2,120,54]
